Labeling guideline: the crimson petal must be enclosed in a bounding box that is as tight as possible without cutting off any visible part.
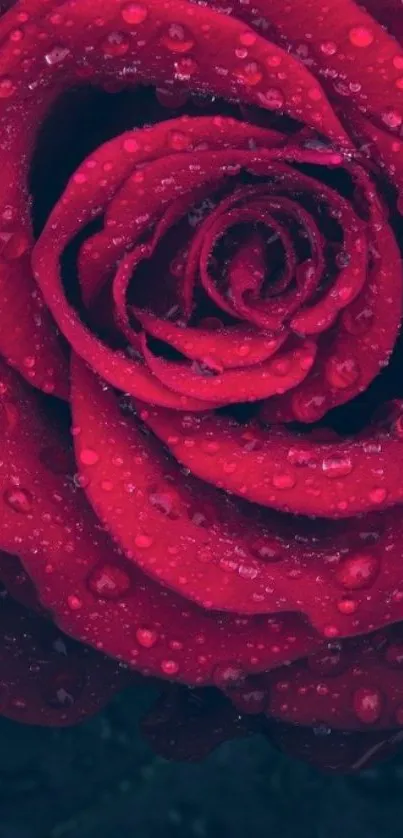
[0,589,129,727]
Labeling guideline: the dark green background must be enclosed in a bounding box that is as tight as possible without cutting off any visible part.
[1,682,403,838]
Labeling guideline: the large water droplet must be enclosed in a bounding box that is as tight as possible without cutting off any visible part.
[272,472,296,490]
[161,23,194,53]
[348,26,374,48]
[322,455,353,479]
[0,77,16,98]
[136,627,158,648]
[79,448,99,466]
[258,88,285,110]
[235,61,263,86]
[335,552,379,590]
[88,563,131,599]
[161,659,180,676]
[325,356,360,390]
[353,686,383,724]
[121,2,148,24]
[101,31,130,57]
[4,487,33,514]
[44,45,70,65]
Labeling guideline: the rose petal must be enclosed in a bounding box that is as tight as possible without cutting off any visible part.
[140,407,403,517]
[0,588,129,727]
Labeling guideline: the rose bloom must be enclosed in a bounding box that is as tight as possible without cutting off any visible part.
[3,0,403,772]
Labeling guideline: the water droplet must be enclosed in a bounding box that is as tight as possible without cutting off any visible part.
[168,129,191,150]
[161,23,194,53]
[235,61,263,86]
[369,487,387,505]
[44,45,70,65]
[325,356,360,390]
[382,109,402,129]
[250,538,282,562]
[121,2,148,24]
[79,448,99,466]
[258,88,285,110]
[174,56,199,80]
[161,659,180,676]
[134,533,154,548]
[342,305,374,336]
[88,563,131,599]
[322,455,353,479]
[101,31,130,57]
[201,439,220,456]
[4,487,33,514]
[320,41,337,56]
[0,77,16,98]
[136,627,158,648]
[149,489,181,519]
[239,31,257,47]
[336,553,379,590]
[353,687,383,724]
[348,26,374,48]
[272,472,296,490]
[287,446,317,467]
[67,595,82,611]
[323,624,340,639]
[337,597,358,615]
[123,136,140,153]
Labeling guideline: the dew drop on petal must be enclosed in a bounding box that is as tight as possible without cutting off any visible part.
[235,61,263,86]
[320,41,337,55]
[321,455,353,479]
[67,595,83,611]
[382,109,403,129]
[161,23,194,53]
[336,553,379,590]
[353,687,383,724]
[79,448,99,466]
[134,533,154,548]
[0,77,16,98]
[4,487,33,514]
[121,2,148,24]
[325,356,360,390]
[101,31,130,57]
[161,659,180,676]
[136,627,158,648]
[44,46,70,65]
[272,472,296,490]
[348,26,374,48]
[88,563,132,599]
[368,487,388,505]
[258,88,285,110]
[337,597,358,615]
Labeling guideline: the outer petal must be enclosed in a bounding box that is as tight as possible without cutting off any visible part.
[70,356,403,642]
[0,584,129,727]
[0,355,319,683]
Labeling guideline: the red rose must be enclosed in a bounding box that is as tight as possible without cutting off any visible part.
[1,0,403,771]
